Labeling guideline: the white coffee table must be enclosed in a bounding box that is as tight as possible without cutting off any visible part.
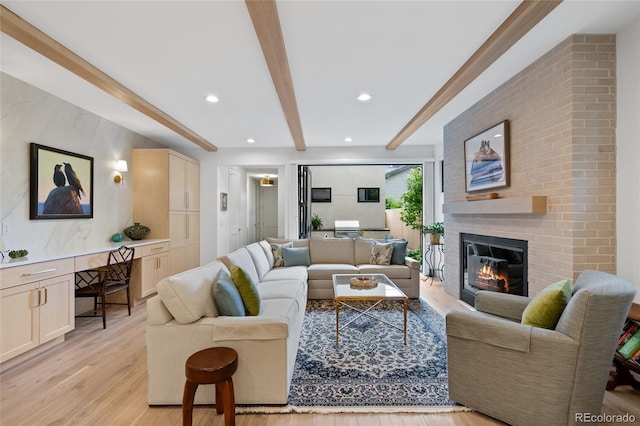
[332,273,408,345]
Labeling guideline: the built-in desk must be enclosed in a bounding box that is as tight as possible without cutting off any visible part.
[0,239,170,367]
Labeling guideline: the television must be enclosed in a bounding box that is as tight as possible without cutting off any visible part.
[311,187,331,202]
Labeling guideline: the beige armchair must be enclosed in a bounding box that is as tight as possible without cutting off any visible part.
[446,270,637,426]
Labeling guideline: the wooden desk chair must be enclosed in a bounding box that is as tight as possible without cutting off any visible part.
[75,246,135,329]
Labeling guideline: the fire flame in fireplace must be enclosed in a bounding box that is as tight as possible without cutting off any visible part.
[478,264,510,293]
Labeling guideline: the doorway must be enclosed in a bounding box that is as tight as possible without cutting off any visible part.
[257,184,278,240]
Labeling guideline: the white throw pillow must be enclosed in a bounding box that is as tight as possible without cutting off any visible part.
[369,241,394,265]
[156,262,221,324]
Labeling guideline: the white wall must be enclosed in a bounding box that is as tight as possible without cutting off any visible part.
[616,17,640,303]
[0,73,163,258]
[199,146,436,264]
[309,165,387,229]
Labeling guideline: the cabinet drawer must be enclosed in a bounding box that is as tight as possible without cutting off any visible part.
[140,243,170,257]
[74,252,110,272]
[0,258,75,290]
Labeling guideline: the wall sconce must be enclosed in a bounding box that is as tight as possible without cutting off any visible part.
[114,160,128,183]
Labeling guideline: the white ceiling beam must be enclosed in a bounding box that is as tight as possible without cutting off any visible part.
[246,0,307,151]
[386,0,563,150]
[0,5,218,152]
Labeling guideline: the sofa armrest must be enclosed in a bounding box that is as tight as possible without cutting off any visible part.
[446,310,533,352]
[208,315,290,341]
[147,295,174,326]
[404,257,420,270]
[475,291,532,321]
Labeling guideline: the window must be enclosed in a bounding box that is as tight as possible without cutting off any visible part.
[311,187,331,202]
[358,187,380,202]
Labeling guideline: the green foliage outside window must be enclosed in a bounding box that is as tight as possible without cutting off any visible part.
[400,167,423,231]
[385,197,402,209]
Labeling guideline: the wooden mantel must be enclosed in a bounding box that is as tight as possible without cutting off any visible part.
[443,196,547,215]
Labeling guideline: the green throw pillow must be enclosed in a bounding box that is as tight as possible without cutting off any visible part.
[521,279,572,329]
[230,266,261,316]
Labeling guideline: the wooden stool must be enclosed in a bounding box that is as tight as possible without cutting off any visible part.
[183,347,238,426]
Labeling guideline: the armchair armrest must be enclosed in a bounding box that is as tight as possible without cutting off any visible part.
[475,291,532,321]
[447,309,579,353]
[446,310,532,352]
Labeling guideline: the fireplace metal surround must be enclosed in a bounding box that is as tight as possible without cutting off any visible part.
[460,233,528,306]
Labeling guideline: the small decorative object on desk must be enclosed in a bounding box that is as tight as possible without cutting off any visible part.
[349,276,378,289]
[111,233,124,242]
[123,222,150,240]
[8,249,28,259]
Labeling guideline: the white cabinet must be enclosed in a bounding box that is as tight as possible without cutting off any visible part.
[133,149,200,275]
[0,259,75,363]
[139,243,170,298]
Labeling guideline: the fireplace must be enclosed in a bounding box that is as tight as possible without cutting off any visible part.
[460,233,528,306]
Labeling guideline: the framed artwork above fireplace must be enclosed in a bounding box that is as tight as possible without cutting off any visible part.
[464,120,510,193]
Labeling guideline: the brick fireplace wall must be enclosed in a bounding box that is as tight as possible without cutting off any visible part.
[443,35,616,298]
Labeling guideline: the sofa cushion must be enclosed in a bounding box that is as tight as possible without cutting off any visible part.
[213,270,245,316]
[309,238,355,264]
[246,242,271,279]
[156,262,221,324]
[283,247,311,267]
[271,242,293,267]
[257,279,307,313]
[262,266,308,283]
[221,247,261,287]
[357,264,412,279]
[521,279,572,329]
[307,263,359,280]
[230,266,261,316]
[259,240,275,268]
[370,241,394,265]
[354,238,375,264]
[267,237,310,248]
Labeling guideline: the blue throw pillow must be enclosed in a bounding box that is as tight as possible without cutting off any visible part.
[212,270,245,316]
[390,240,408,265]
[282,247,311,267]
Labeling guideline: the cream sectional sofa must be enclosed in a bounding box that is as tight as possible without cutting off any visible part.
[146,237,419,405]
[303,237,420,299]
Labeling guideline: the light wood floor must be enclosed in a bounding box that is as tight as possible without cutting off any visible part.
[1,278,638,425]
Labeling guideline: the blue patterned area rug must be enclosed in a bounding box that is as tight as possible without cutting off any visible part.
[238,298,465,414]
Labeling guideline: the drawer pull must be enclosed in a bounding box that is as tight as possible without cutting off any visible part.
[150,246,165,251]
[21,268,56,277]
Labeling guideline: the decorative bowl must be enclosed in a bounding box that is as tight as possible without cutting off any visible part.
[123,223,150,240]
[349,276,378,289]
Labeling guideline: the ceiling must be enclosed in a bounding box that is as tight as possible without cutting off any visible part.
[1,1,639,153]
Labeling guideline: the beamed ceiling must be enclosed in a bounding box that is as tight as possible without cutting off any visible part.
[1,1,639,152]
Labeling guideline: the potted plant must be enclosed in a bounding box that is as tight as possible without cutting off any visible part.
[424,221,444,245]
[311,213,323,231]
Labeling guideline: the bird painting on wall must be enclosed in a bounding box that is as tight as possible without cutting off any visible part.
[64,162,85,199]
[53,164,66,187]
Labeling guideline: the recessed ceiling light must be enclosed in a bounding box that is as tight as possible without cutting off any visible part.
[246,138,255,143]
[345,137,353,142]
[205,94,219,103]
[357,93,372,102]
